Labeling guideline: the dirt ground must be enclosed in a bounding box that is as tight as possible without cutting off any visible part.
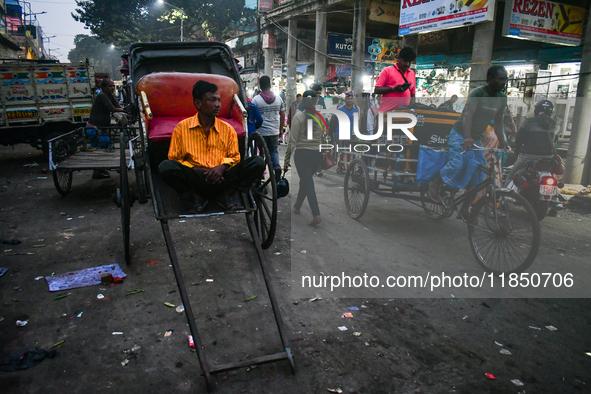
[1,144,591,394]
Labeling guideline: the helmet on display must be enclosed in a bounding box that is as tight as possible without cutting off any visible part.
[534,100,554,116]
[276,177,289,198]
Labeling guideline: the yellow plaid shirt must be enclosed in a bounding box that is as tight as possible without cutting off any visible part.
[168,113,240,169]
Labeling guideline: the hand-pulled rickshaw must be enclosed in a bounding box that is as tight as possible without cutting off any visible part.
[121,42,291,390]
[47,41,290,391]
[342,105,541,274]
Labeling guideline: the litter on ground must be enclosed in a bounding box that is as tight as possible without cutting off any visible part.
[45,264,127,292]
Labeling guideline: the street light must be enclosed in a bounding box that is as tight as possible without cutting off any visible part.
[156,0,184,42]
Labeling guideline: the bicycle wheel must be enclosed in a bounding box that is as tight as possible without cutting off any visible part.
[53,169,72,196]
[468,190,540,274]
[344,159,370,219]
[420,188,445,220]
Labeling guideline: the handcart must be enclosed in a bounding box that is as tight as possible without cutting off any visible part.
[343,106,541,274]
[124,42,292,391]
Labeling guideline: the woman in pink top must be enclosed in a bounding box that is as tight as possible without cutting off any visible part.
[374,47,416,113]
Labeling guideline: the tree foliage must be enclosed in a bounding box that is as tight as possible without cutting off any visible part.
[72,0,256,48]
[68,35,123,80]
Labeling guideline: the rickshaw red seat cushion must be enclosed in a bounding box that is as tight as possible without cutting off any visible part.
[148,116,245,142]
[136,72,245,141]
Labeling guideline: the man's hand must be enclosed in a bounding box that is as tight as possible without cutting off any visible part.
[204,164,227,184]
[463,137,476,151]
[393,84,409,93]
[283,164,289,174]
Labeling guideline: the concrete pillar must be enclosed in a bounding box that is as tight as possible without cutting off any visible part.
[263,27,275,79]
[286,19,298,113]
[351,0,366,96]
[402,34,419,56]
[469,21,496,90]
[314,9,327,84]
[264,46,274,81]
[565,10,591,184]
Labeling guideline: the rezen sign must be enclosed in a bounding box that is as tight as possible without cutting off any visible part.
[502,0,584,46]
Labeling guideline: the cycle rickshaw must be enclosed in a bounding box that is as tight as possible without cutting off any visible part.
[118,42,292,390]
[342,106,541,274]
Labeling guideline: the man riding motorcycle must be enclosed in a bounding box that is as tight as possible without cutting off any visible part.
[506,100,557,183]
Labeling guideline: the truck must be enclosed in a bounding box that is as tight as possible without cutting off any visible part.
[0,59,95,156]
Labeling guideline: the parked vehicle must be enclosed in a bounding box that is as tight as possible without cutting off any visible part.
[0,59,95,156]
[508,157,563,221]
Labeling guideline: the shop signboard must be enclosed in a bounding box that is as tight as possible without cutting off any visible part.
[258,0,273,12]
[327,33,401,64]
[262,34,276,49]
[369,0,400,24]
[502,0,584,46]
[398,0,496,36]
[273,57,282,78]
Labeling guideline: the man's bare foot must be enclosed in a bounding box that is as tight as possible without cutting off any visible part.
[458,207,470,220]
[428,179,441,202]
[308,216,321,227]
[293,207,301,214]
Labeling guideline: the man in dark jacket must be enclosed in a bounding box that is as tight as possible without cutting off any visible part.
[506,100,556,182]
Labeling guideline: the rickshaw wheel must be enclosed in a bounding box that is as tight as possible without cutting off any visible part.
[133,156,148,204]
[420,188,445,220]
[120,137,131,266]
[468,190,540,274]
[53,169,72,196]
[246,132,277,249]
[344,159,370,219]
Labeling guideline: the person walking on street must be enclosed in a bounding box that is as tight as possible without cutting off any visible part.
[284,90,323,227]
[252,76,285,180]
[298,83,326,176]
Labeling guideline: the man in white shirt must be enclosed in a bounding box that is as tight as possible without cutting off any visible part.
[252,75,285,179]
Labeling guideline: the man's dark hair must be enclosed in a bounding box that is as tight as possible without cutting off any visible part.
[260,75,271,90]
[487,65,507,80]
[301,89,317,109]
[399,47,416,61]
[296,93,302,98]
[192,80,218,101]
[100,78,113,88]
[310,83,322,92]
[451,94,458,100]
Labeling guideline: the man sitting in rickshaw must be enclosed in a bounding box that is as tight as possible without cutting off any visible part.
[158,80,265,213]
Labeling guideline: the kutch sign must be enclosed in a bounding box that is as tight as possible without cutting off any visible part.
[399,0,495,36]
[502,0,584,46]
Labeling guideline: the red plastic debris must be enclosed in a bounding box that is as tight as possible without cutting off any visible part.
[485,373,496,380]
[147,260,159,266]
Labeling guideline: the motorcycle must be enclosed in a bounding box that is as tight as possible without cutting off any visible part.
[507,157,563,221]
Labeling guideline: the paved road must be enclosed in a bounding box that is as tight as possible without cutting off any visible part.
[1,144,591,393]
